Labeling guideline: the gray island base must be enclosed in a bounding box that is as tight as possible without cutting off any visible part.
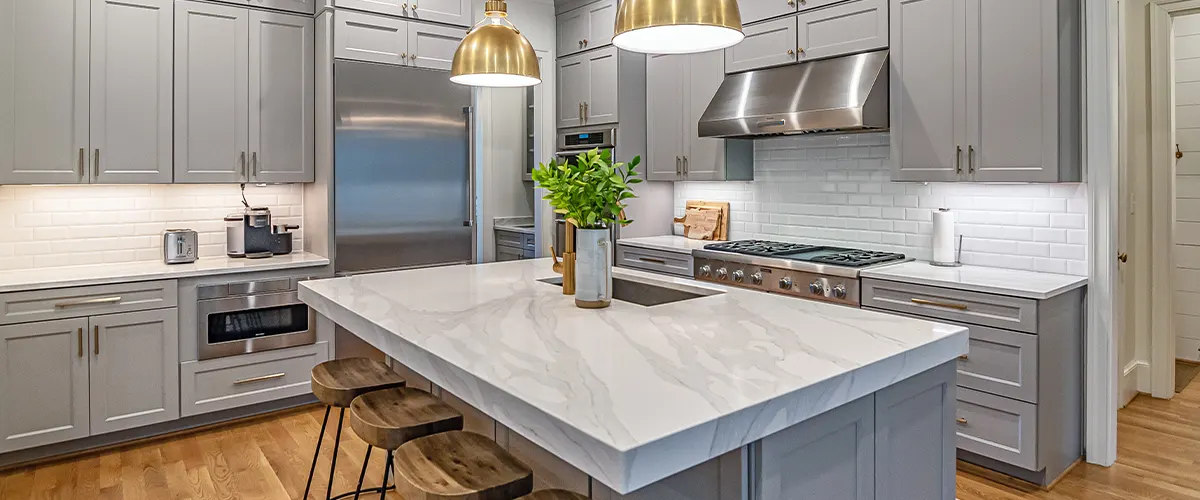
[299,260,968,499]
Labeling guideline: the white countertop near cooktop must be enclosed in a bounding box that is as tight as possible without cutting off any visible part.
[861,261,1088,299]
[299,258,967,494]
[0,252,329,293]
[616,235,714,253]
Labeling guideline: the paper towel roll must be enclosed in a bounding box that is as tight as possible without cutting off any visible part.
[932,208,956,265]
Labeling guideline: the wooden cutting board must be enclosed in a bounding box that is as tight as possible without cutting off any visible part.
[673,200,730,241]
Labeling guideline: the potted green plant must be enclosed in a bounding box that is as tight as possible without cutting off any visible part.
[531,148,642,308]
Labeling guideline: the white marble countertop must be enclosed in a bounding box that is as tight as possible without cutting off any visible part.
[860,261,1088,300]
[299,258,967,494]
[0,252,329,293]
[616,235,714,253]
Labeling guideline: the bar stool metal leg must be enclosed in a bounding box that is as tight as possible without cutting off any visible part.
[303,406,332,500]
[379,450,394,500]
[325,408,346,500]
[352,446,372,500]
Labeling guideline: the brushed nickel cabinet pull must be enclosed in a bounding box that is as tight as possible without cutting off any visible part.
[78,148,85,178]
[958,354,969,360]
[55,296,122,308]
[583,102,589,121]
[910,297,969,311]
[968,145,975,173]
[240,151,247,177]
[956,417,968,425]
[93,149,100,178]
[683,156,689,175]
[955,145,962,174]
[579,102,583,121]
[93,325,99,356]
[77,328,83,358]
[676,156,682,176]
[638,257,667,264]
[234,372,286,385]
[251,152,258,178]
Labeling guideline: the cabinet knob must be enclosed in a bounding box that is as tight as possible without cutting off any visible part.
[410,53,418,60]
[401,52,407,60]
[797,47,805,55]
[787,49,795,57]
[411,3,417,10]
[787,0,794,4]
[956,417,968,425]
[583,39,589,46]
[402,2,408,10]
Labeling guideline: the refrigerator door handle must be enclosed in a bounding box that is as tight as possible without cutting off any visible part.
[464,105,475,230]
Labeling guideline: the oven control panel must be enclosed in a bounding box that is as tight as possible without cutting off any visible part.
[693,257,861,307]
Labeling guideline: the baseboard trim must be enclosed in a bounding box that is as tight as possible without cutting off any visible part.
[1123,359,1151,398]
[1045,457,1084,490]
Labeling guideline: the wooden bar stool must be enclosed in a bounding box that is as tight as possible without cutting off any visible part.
[394,430,534,500]
[304,358,408,500]
[517,490,589,500]
[347,386,466,499]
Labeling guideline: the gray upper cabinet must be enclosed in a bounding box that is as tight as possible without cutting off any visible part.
[892,0,1078,182]
[176,1,314,184]
[334,0,473,27]
[408,22,467,71]
[645,54,686,181]
[725,16,797,74]
[174,1,250,184]
[249,11,314,183]
[88,308,180,435]
[0,0,90,185]
[0,318,91,453]
[556,55,587,129]
[683,51,728,181]
[795,0,888,62]
[251,0,317,14]
[739,0,796,25]
[91,0,174,184]
[889,0,964,182]
[556,0,616,58]
[556,47,619,128]
[333,10,464,71]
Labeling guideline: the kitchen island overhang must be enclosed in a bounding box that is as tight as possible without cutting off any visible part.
[299,259,968,497]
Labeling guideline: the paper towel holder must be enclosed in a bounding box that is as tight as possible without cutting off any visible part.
[931,234,963,268]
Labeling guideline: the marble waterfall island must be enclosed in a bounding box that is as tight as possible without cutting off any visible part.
[299,259,969,498]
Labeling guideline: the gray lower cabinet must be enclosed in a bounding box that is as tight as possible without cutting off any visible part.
[180,341,329,417]
[497,425,591,495]
[495,229,535,261]
[874,362,957,500]
[863,278,1085,487]
[757,395,874,500]
[89,308,180,435]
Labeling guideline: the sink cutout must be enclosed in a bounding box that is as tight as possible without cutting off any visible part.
[538,276,718,307]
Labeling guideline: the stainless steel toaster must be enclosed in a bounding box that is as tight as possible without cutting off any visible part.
[163,229,198,264]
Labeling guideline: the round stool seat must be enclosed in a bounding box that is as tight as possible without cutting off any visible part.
[350,387,465,450]
[517,490,590,500]
[311,357,407,408]
[394,430,534,500]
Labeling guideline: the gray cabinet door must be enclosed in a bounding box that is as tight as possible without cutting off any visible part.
[0,318,90,453]
[0,0,90,185]
[174,1,250,184]
[335,0,408,18]
[584,0,616,51]
[557,54,587,129]
[645,53,685,181]
[556,5,588,57]
[409,21,466,71]
[90,0,174,184]
[333,9,410,66]
[683,50,726,181]
[88,308,180,435]
[584,46,619,125]
[875,362,956,500]
[795,0,888,62]
[889,0,965,182]
[955,387,1039,470]
[738,0,796,25]
[252,0,316,14]
[966,0,1058,182]
[249,11,314,183]
[404,0,472,27]
[757,395,875,500]
[496,425,590,495]
[724,16,797,74]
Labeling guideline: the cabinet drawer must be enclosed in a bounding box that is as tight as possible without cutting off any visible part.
[496,229,535,250]
[616,244,693,277]
[959,325,1038,403]
[795,0,888,61]
[861,279,1038,333]
[0,280,178,326]
[956,387,1038,471]
[181,342,328,417]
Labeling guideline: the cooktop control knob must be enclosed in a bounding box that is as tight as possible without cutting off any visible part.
[809,281,824,295]
[779,277,793,290]
[732,270,745,283]
[699,265,712,277]
[715,268,729,280]
[750,272,763,285]
[832,284,848,299]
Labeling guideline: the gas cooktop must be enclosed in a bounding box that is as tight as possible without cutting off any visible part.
[702,240,907,268]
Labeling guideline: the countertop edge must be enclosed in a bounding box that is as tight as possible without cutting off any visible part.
[616,236,712,254]
[860,264,1089,300]
[0,254,330,294]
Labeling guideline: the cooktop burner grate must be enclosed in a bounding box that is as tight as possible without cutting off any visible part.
[808,250,908,268]
[702,240,818,257]
[703,240,906,268]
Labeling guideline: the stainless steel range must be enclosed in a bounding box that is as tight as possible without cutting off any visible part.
[692,240,911,307]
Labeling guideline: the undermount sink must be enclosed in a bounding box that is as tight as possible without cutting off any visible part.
[538,276,718,306]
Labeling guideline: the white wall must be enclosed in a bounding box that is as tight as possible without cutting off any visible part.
[1174,12,1200,361]
[676,133,1089,275]
[0,184,304,270]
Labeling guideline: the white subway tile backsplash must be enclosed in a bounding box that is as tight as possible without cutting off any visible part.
[677,132,1088,275]
[0,184,304,271]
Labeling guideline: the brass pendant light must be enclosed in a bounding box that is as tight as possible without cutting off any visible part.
[612,0,744,54]
[451,0,541,87]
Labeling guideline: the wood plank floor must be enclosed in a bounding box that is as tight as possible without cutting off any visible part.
[3,381,1200,500]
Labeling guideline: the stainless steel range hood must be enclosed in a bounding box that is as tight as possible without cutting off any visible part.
[698,50,889,138]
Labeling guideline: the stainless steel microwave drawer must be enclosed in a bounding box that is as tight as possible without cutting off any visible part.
[180,342,329,417]
[0,280,178,326]
[956,387,1039,471]
[615,244,693,278]
[861,278,1038,333]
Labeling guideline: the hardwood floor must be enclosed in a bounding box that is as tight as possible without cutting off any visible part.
[2,382,1200,500]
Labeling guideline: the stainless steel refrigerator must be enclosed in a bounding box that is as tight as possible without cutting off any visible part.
[333,60,474,276]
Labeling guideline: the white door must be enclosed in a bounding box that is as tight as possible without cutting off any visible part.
[889,0,966,182]
[584,47,618,125]
[407,0,472,27]
[557,54,587,128]
[409,21,466,71]
[0,0,90,184]
[0,318,90,453]
[966,0,1058,182]
[89,309,179,435]
[91,0,174,184]
[174,1,250,183]
[249,10,314,183]
[645,54,685,181]
[724,17,798,74]
[684,51,727,181]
